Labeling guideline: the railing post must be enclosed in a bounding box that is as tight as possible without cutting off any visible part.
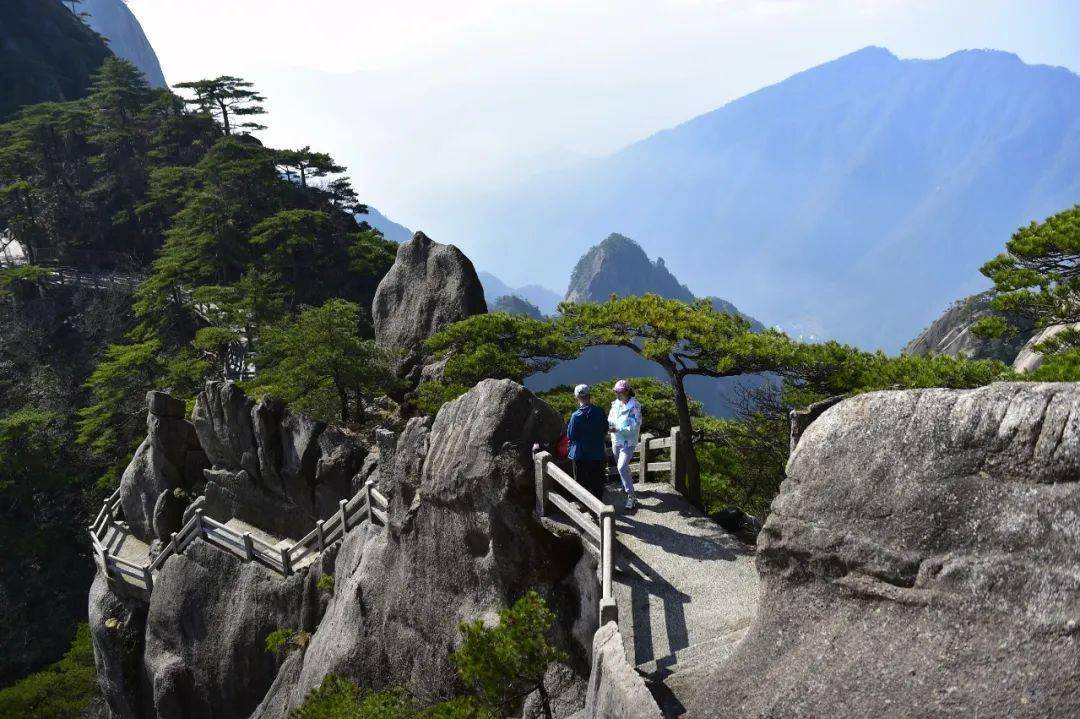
[670,427,686,495]
[365,479,375,524]
[101,548,113,583]
[168,532,178,556]
[339,499,349,534]
[142,565,153,592]
[280,546,292,576]
[638,433,653,483]
[194,508,205,537]
[534,451,553,518]
[316,520,326,552]
[599,509,617,625]
[243,532,255,561]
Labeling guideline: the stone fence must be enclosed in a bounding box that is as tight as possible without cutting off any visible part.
[89,479,389,595]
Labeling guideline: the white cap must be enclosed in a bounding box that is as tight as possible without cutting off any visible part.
[574,384,591,397]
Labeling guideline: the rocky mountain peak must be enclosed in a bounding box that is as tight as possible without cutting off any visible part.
[565,233,695,304]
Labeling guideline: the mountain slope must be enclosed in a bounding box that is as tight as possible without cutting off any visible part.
[478,271,561,315]
[80,0,167,87]
[902,291,1035,363]
[358,207,413,243]
[448,47,1080,351]
[0,0,112,120]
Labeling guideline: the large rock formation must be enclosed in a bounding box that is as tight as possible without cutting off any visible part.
[689,382,1080,718]
[92,379,594,717]
[193,382,367,539]
[565,233,696,305]
[119,392,207,543]
[90,539,326,718]
[1011,322,1080,373]
[372,231,487,380]
[251,379,589,715]
[903,290,1035,363]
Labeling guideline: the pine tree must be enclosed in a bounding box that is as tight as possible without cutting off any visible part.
[174,76,267,136]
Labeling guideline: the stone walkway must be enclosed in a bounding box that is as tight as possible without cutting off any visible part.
[101,522,151,566]
[603,481,760,717]
[97,513,319,593]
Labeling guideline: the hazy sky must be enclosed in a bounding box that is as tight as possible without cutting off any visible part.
[128,0,1079,243]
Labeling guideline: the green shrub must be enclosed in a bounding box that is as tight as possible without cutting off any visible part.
[292,677,480,719]
[317,574,335,592]
[0,624,98,719]
[452,591,566,718]
[266,627,311,656]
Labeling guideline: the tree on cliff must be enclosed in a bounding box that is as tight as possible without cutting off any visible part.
[248,299,396,425]
[453,591,566,719]
[174,76,267,136]
[974,204,1080,379]
[558,295,807,504]
[427,294,1007,509]
[418,313,579,415]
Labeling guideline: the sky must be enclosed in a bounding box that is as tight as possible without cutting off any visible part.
[128,0,1080,257]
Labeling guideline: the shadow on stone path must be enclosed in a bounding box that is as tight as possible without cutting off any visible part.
[603,481,760,717]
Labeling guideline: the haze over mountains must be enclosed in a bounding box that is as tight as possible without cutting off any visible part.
[437,46,1080,351]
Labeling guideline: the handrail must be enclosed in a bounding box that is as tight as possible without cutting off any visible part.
[533,425,685,628]
[534,450,617,625]
[90,478,392,593]
[545,460,608,517]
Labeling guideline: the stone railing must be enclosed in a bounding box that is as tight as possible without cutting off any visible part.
[534,451,618,624]
[89,479,389,594]
[534,427,684,626]
[613,428,684,490]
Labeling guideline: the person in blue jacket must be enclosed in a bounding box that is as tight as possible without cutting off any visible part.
[567,384,609,499]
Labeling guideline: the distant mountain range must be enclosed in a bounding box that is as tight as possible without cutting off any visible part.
[439,46,1080,352]
[477,272,561,316]
[80,0,167,87]
[358,207,413,243]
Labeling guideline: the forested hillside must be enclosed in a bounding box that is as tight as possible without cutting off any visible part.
[0,58,395,686]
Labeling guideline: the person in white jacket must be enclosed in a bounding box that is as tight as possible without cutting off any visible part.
[608,379,642,510]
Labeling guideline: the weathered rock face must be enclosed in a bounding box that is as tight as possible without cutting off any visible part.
[92,379,590,718]
[193,382,367,539]
[119,392,207,543]
[90,539,327,719]
[89,573,148,719]
[690,382,1080,718]
[903,290,1035,363]
[1012,322,1080,373]
[371,231,487,378]
[584,623,664,719]
[251,379,589,716]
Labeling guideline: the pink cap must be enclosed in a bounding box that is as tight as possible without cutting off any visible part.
[613,379,630,393]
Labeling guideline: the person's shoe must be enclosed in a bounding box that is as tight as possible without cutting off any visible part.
[624,495,636,510]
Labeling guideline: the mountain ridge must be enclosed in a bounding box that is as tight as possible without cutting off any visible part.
[442,46,1080,351]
